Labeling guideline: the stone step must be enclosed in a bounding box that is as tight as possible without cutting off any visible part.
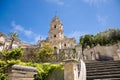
[86,63,120,67]
[95,78,120,80]
[87,70,120,76]
[86,60,120,63]
[86,62,120,66]
[87,66,119,69]
[86,60,120,80]
[86,66,120,71]
[88,78,120,80]
[87,74,120,79]
[86,63,120,68]
[86,61,120,65]
[87,67,120,73]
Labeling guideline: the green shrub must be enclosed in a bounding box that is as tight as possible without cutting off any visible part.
[35,63,63,80]
[0,60,6,67]
[7,60,21,66]
[0,73,6,80]
[0,59,64,80]
[0,60,7,80]
[1,48,23,60]
[45,65,64,80]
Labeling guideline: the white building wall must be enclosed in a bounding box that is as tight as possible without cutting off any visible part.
[0,36,6,51]
[12,43,19,49]
[4,42,10,50]
[0,37,5,44]
[0,46,3,51]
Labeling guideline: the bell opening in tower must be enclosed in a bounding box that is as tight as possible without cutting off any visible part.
[54,25,56,28]
[54,35,56,38]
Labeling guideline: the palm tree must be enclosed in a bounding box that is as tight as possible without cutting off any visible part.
[8,32,19,50]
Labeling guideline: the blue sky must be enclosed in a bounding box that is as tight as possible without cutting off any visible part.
[0,0,120,44]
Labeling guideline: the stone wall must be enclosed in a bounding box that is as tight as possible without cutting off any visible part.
[83,44,120,61]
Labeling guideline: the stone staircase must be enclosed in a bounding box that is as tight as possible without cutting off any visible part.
[86,60,120,80]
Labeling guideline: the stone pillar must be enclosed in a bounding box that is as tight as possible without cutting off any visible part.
[64,59,78,80]
[7,65,38,80]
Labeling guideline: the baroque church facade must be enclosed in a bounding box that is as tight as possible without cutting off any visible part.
[38,16,76,50]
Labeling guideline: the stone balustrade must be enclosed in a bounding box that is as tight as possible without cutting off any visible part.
[7,65,38,80]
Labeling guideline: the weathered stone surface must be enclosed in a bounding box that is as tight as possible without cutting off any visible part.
[77,44,120,61]
[64,59,78,80]
[86,60,120,79]
[7,65,37,80]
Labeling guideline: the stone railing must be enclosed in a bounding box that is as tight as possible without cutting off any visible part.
[7,65,38,80]
[78,60,86,80]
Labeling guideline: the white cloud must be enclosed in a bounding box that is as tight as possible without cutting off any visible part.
[97,15,108,26]
[24,30,33,37]
[66,31,86,43]
[12,21,24,32]
[12,21,33,37]
[11,21,47,44]
[82,0,109,6]
[46,0,64,5]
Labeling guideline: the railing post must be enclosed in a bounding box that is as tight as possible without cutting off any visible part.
[64,59,78,80]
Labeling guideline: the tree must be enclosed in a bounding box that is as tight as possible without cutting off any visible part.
[79,28,120,47]
[1,48,23,60]
[79,34,95,48]
[109,29,120,44]
[94,34,104,45]
[94,28,120,45]
[8,32,19,50]
[36,43,54,62]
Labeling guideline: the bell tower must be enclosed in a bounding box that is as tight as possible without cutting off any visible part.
[48,16,64,40]
[39,15,76,50]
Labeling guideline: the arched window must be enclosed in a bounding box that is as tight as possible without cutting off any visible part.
[54,35,56,38]
[54,25,56,28]
[54,47,57,49]
[64,44,66,47]
[54,47,57,54]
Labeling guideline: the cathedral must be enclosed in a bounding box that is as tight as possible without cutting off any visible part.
[39,16,76,50]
